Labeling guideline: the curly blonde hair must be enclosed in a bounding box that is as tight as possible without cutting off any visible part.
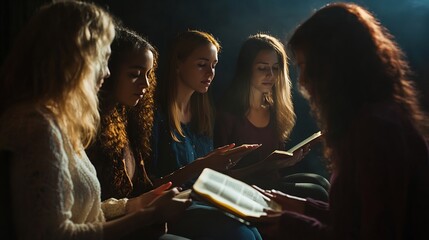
[0,1,115,151]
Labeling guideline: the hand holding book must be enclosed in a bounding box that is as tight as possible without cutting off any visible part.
[251,185,307,214]
[192,168,284,223]
[175,168,310,224]
[265,131,322,169]
[229,131,322,176]
[287,131,322,154]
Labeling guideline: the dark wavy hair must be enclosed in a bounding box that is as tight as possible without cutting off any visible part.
[97,26,158,184]
[288,2,428,165]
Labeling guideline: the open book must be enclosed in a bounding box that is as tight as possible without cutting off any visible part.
[233,131,322,175]
[192,168,283,223]
[287,131,322,153]
[263,131,322,163]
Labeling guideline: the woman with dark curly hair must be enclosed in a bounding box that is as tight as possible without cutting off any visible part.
[256,2,429,239]
[87,26,158,201]
[86,26,189,239]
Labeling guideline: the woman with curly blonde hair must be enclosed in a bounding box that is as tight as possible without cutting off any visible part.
[0,2,188,239]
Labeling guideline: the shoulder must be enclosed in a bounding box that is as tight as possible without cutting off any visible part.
[1,106,59,139]
[1,105,51,123]
[0,105,63,153]
[346,102,426,162]
[153,107,167,122]
[353,103,413,135]
[152,107,171,140]
[215,107,242,123]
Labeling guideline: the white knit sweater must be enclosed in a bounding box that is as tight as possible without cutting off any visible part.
[0,106,125,240]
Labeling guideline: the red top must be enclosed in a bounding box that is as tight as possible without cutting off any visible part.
[270,103,429,239]
[214,109,284,169]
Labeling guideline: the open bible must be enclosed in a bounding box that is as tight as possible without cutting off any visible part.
[192,168,283,223]
[287,131,322,153]
[232,131,322,175]
[263,131,322,164]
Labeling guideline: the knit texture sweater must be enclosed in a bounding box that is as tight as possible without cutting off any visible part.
[0,106,126,239]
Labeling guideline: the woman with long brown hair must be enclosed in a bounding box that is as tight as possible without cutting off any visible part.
[152,29,262,240]
[214,33,329,201]
[257,3,429,239]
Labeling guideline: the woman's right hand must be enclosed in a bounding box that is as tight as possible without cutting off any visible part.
[126,182,174,213]
[271,147,309,170]
[252,185,307,213]
[146,187,192,223]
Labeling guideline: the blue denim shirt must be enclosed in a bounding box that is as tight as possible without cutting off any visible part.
[150,109,213,180]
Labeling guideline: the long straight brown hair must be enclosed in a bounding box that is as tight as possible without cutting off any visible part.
[222,33,296,142]
[157,30,221,141]
[288,2,429,166]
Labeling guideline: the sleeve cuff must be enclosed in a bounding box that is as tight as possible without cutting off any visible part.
[101,198,129,220]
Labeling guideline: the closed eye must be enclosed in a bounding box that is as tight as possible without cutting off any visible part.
[258,66,269,71]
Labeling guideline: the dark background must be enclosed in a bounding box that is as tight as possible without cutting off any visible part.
[2,0,429,178]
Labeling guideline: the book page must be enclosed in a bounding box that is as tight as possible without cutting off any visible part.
[221,144,261,155]
[264,150,293,162]
[287,131,322,153]
[193,168,282,219]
